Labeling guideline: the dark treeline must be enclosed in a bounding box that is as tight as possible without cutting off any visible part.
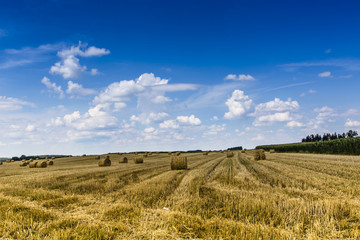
[227,146,243,151]
[302,130,358,142]
[11,155,69,161]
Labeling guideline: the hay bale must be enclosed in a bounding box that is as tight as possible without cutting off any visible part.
[254,150,266,160]
[19,162,28,167]
[11,160,15,162]
[171,156,187,170]
[119,157,128,163]
[95,155,100,160]
[0,162,2,165]
[175,152,181,156]
[47,160,54,166]
[51,156,55,160]
[30,158,34,162]
[36,158,39,160]
[269,149,275,153]
[226,151,234,158]
[148,152,152,156]
[143,154,148,158]
[82,154,86,157]
[36,161,47,168]
[168,152,172,155]
[29,162,38,168]
[98,156,111,167]
[134,157,143,164]
[203,152,208,155]
[241,150,246,153]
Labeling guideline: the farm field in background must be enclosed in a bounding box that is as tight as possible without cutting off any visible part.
[1,151,360,239]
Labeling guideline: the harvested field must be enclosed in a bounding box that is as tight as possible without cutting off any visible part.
[0,151,360,239]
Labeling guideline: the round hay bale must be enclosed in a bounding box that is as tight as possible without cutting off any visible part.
[51,156,55,160]
[98,156,111,167]
[95,155,100,160]
[148,152,152,156]
[203,152,208,155]
[29,162,38,168]
[47,160,54,166]
[11,160,15,162]
[0,162,3,165]
[119,157,128,163]
[241,150,246,153]
[19,162,28,167]
[36,158,39,160]
[134,157,143,164]
[175,152,181,156]
[30,158,34,162]
[226,151,234,158]
[171,156,187,170]
[254,149,266,160]
[36,161,47,168]
[5,160,10,163]
[269,149,275,153]
[168,152,172,155]
[143,154,148,158]
[82,154,86,157]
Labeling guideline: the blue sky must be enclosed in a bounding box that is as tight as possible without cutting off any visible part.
[0,0,360,156]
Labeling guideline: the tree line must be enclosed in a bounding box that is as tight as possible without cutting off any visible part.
[301,130,358,143]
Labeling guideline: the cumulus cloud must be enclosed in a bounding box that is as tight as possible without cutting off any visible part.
[225,74,255,81]
[50,42,110,79]
[94,80,144,105]
[66,81,97,96]
[203,124,226,136]
[91,68,99,75]
[57,42,110,58]
[144,127,155,133]
[130,112,169,125]
[41,76,64,98]
[224,90,253,119]
[286,120,304,128]
[254,98,299,113]
[136,73,168,86]
[318,71,332,78]
[0,96,34,111]
[25,124,35,132]
[257,112,292,123]
[63,104,117,130]
[159,120,179,129]
[50,55,86,79]
[345,119,360,127]
[176,115,201,125]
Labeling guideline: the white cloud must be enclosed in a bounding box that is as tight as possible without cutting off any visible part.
[153,83,198,92]
[50,42,110,79]
[256,112,292,124]
[94,80,144,104]
[136,73,168,86]
[25,124,35,132]
[66,81,97,96]
[113,102,127,111]
[144,127,155,133]
[318,71,332,78]
[131,112,169,125]
[64,111,81,125]
[91,68,99,75]
[0,96,34,111]
[152,95,172,104]
[286,120,304,128]
[50,55,86,79]
[203,124,226,136]
[225,74,255,81]
[254,98,299,113]
[345,119,360,127]
[41,76,64,98]
[224,90,253,119]
[211,116,219,121]
[176,114,201,125]
[57,42,110,58]
[159,120,179,129]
